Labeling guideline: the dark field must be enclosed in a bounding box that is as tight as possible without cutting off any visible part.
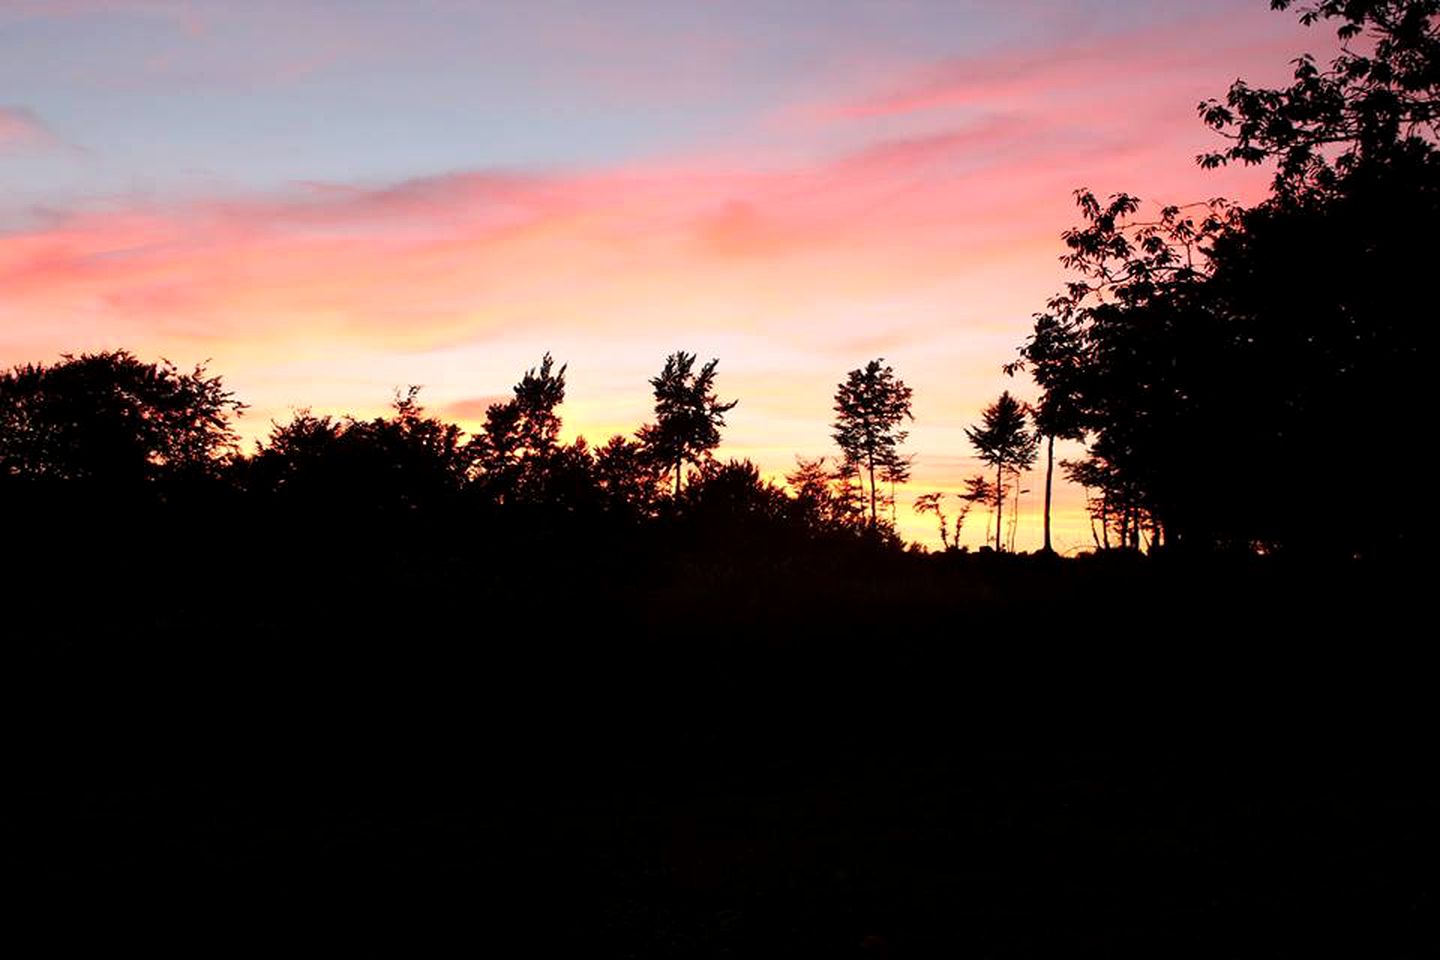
[8,525,1431,956]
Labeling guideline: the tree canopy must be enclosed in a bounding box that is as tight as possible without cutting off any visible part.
[638,351,737,497]
[1010,0,1435,557]
[1199,0,1440,194]
[248,386,468,517]
[966,391,1038,551]
[0,350,242,487]
[470,353,570,505]
[831,359,914,527]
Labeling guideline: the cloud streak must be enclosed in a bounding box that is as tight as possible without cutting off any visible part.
[0,117,1096,354]
[0,106,60,151]
[793,12,1310,123]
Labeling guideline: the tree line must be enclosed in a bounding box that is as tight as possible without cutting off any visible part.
[4,1,1430,561]
[0,340,1072,552]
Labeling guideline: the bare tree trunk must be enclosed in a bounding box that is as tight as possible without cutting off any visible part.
[994,459,1004,551]
[1009,467,1020,552]
[867,449,877,526]
[674,456,682,497]
[1101,493,1111,549]
[1043,434,1054,553]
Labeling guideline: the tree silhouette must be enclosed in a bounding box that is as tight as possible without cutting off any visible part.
[965,391,1037,552]
[829,456,869,528]
[1008,0,1436,557]
[959,474,995,548]
[786,456,837,532]
[1007,315,1087,553]
[250,386,467,516]
[510,353,567,455]
[680,458,789,532]
[638,351,737,497]
[831,359,914,527]
[1004,466,1031,553]
[1199,0,1440,194]
[1018,189,1241,549]
[880,451,915,527]
[469,353,569,504]
[594,434,660,515]
[0,349,242,487]
[913,492,951,550]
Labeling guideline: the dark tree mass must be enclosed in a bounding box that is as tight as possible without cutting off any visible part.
[1011,0,1436,558]
[0,349,242,485]
[4,2,1434,955]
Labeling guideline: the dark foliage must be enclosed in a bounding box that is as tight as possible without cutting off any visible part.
[1199,0,1440,194]
[246,387,470,518]
[3,349,1428,956]
[638,351,738,496]
[832,359,914,528]
[468,353,573,505]
[1013,0,1435,557]
[966,391,1038,552]
[0,349,241,489]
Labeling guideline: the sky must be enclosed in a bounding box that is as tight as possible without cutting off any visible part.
[0,0,1326,550]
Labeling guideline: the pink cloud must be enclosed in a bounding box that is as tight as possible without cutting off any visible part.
[0,106,60,152]
[0,100,1278,371]
[789,12,1314,124]
[834,116,1040,171]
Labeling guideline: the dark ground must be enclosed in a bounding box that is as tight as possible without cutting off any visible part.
[5,526,1433,955]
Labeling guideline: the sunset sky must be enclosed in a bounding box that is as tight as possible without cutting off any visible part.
[0,0,1322,550]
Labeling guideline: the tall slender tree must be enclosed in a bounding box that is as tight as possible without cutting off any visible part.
[638,351,737,497]
[913,492,951,550]
[965,391,1038,551]
[1007,314,1087,553]
[960,473,997,547]
[880,450,915,527]
[831,359,914,527]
